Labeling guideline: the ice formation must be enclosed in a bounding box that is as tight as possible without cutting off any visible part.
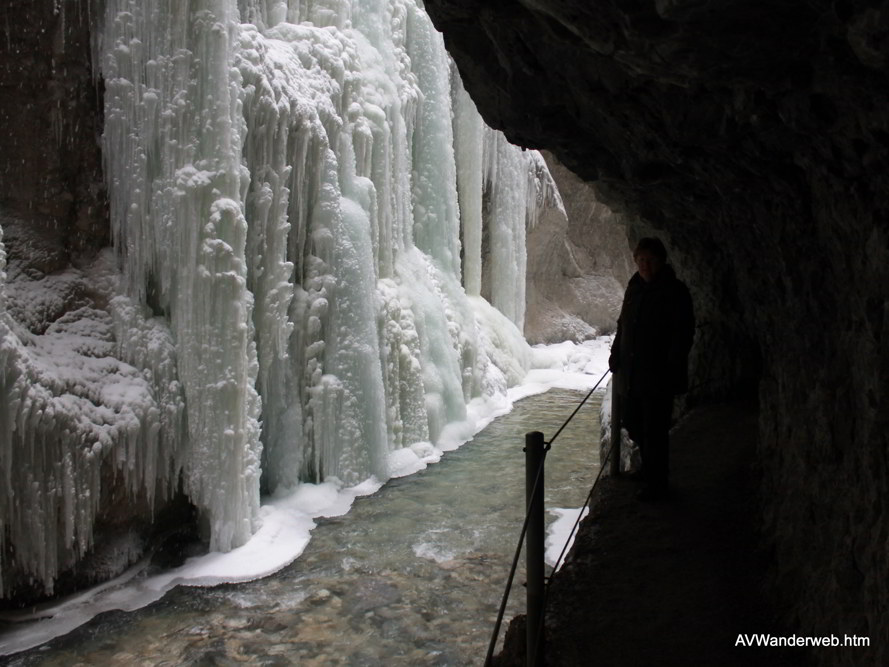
[0,0,561,596]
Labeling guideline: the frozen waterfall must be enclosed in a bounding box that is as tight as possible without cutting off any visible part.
[0,0,561,598]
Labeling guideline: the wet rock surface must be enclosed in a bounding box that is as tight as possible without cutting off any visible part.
[425,1,889,662]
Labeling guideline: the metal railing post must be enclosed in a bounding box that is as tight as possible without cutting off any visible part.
[610,381,622,476]
[525,431,546,665]
[484,371,610,666]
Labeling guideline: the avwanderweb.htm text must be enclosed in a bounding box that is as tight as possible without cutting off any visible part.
[736,634,870,648]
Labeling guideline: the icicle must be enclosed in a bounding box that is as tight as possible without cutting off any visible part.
[480,130,527,329]
[451,64,484,297]
[403,1,461,277]
[101,0,263,551]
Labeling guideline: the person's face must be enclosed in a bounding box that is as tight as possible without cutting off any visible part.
[634,249,663,282]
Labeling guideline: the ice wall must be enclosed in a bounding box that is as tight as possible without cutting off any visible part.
[0,230,175,599]
[0,0,557,597]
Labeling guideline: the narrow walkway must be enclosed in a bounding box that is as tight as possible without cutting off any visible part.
[540,401,812,667]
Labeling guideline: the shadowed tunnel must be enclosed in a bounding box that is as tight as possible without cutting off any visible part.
[424,1,889,664]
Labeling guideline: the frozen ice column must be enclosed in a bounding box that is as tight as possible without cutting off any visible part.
[102,0,261,550]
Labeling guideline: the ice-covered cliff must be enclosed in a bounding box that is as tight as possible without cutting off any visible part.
[0,0,558,600]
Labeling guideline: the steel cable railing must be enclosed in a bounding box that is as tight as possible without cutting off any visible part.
[546,435,615,577]
[527,432,618,663]
[483,368,612,667]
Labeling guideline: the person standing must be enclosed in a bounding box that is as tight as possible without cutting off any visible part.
[609,237,695,500]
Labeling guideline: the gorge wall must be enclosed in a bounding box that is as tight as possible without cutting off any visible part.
[424,0,889,661]
[524,151,632,344]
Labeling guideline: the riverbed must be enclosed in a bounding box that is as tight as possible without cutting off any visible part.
[3,388,602,666]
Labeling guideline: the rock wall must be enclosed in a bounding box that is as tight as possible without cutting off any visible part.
[425,0,889,661]
[524,152,632,344]
[0,1,107,256]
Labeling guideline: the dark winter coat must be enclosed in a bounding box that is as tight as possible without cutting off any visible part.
[609,264,695,398]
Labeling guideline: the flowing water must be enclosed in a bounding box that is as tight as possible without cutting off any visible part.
[4,389,602,666]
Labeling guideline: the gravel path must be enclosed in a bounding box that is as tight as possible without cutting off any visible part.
[506,401,822,666]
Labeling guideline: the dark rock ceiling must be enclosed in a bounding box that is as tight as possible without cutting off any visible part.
[425,0,889,660]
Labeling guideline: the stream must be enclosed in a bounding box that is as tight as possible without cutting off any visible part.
[4,388,602,666]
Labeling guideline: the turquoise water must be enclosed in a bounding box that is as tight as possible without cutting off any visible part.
[4,389,602,666]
